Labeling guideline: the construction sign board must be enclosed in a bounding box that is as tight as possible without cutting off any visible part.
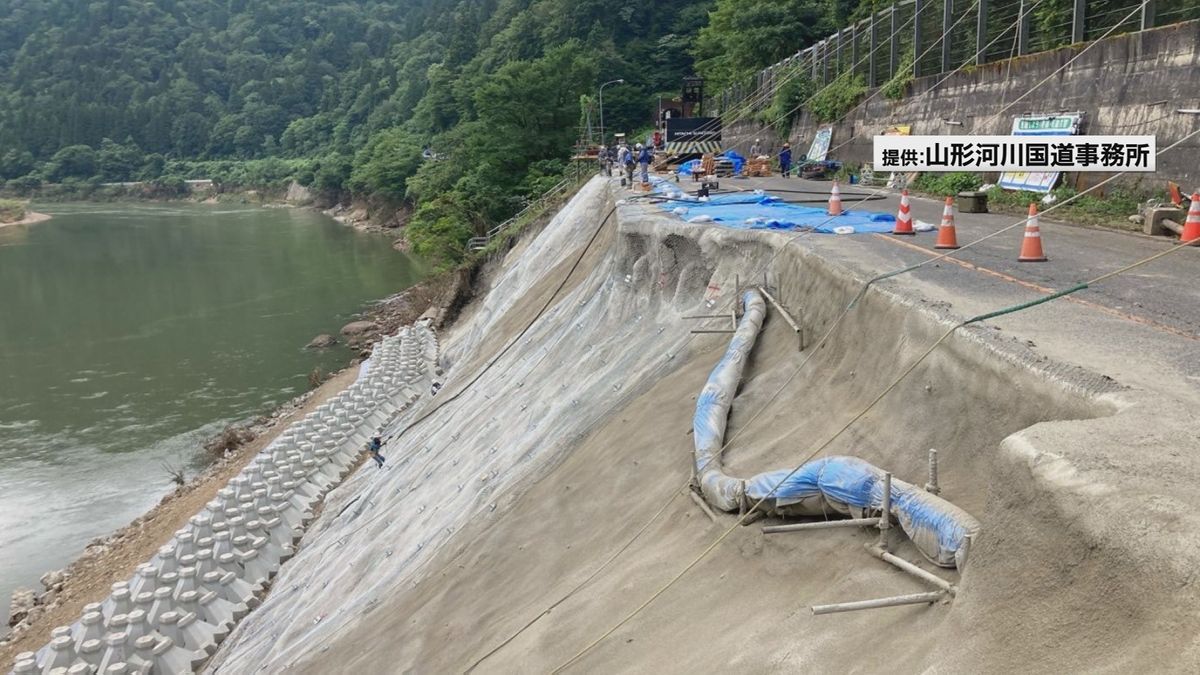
[806,126,833,162]
[998,112,1084,193]
[665,117,721,154]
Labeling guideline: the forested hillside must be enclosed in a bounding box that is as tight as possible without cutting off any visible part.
[0,0,860,265]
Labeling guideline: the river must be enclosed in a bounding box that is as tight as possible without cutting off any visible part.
[0,203,425,621]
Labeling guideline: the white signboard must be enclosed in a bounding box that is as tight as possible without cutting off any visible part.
[998,113,1084,193]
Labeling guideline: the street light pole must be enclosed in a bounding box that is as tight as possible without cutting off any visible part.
[598,78,624,146]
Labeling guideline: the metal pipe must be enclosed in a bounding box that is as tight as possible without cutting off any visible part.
[689,490,719,524]
[868,545,958,595]
[690,329,737,334]
[811,591,945,615]
[878,472,892,548]
[758,285,803,351]
[740,510,765,526]
[925,448,940,494]
[763,517,881,534]
[757,287,801,333]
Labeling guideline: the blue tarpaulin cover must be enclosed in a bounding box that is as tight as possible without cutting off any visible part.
[656,182,896,234]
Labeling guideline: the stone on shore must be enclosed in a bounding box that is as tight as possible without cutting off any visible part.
[340,320,377,336]
[306,333,337,349]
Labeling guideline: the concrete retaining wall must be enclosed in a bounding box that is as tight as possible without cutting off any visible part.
[8,325,440,675]
[728,20,1200,189]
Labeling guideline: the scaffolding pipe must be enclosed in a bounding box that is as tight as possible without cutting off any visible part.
[878,472,892,548]
[811,591,946,615]
[763,517,880,534]
[925,448,940,494]
[868,545,958,595]
[689,490,719,524]
[758,286,803,351]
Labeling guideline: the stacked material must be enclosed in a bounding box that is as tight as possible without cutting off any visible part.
[8,326,439,675]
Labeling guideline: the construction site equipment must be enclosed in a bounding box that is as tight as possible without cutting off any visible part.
[924,449,940,495]
[811,591,946,615]
[663,78,721,156]
[694,289,981,568]
[762,517,879,534]
[867,545,957,595]
[935,197,960,249]
[827,180,843,216]
[957,190,989,213]
[1018,203,1048,262]
[688,489,718,523]
[757,286,803,351]
[798,160,842,180]
[893,189,914,235]
[745,156,772,177]
[1168,180,1183,207]
[877,472,892,547]
[1181,191,1200,243]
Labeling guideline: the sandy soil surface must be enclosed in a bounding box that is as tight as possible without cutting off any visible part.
[0,211,51,228]
[0,366,359,664]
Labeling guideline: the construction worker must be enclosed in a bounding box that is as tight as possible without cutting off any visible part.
[366,436,385,469]
[637,143,652,184]
[750,138,762,157]
[622,143,635,184]
[597,145,609,176]
[779,143,792,178]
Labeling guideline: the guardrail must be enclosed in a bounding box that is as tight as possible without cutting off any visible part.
[467,178,573,252]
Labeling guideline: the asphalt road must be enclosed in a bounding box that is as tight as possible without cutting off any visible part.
[657,172,1200,399]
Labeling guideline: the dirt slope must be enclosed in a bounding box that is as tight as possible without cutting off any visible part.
[207,177,1200,673]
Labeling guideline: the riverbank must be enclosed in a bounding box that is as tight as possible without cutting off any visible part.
[0,254,462,662]
[0,366,359,662]
[0,200,439,663]
[0,211,50,228]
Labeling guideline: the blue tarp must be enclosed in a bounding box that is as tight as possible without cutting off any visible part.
[745,455,977,568]
[658,189,896,234]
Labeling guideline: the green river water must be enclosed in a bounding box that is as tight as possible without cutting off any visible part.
[0,203,425,619]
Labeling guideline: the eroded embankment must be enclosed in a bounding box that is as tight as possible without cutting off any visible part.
[208,176,1198,673]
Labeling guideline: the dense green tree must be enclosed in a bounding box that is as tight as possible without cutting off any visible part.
[348,128,425,200]
[0,0,871,266]
[97,138,143,182]
[46,145,98,182]
[693,0,838,91]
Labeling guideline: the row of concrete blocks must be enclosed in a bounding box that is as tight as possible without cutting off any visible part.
[10,326,439,675]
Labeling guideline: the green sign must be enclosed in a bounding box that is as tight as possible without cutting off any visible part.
[1015,116,1078,132]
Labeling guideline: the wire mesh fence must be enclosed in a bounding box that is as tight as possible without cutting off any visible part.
[982,0,1025,62]
[716,0,1193,118]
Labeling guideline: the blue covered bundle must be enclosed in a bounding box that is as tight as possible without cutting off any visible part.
[745,456,979,569]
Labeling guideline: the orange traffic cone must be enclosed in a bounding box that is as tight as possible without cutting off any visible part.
[1018,203,1048,262]
[1168,181,1184,207]
[1181,191,1200,243]
[892,189,914,235]
[934,196,959,249]
[828,180,843,216]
